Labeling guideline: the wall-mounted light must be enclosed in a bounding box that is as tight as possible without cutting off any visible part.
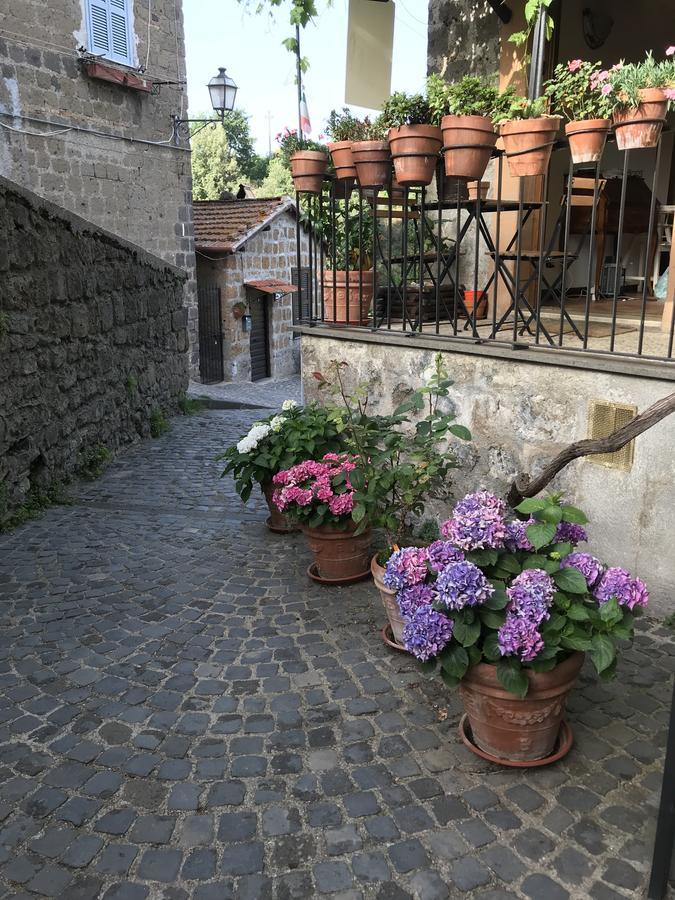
[171,67,238,143]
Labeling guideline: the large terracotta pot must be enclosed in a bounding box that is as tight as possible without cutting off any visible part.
[302,521,372,582]
[565,119,611,164]
[323,270,373,325]
[441,114,497,181]
[613,89,668,151]
[460,652,584,762]
[388,125,442,187]
[371,555,406,644]
[351,140,392,189]
[499,117,561,177]
[261,481,298,535]
[328,141,357,181]
[290,150,328,194]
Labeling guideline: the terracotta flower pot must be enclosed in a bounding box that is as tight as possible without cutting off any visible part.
[328,141,357,181]
[388,125,442,187]
[302,521,372,582]
[463,290,488,319]
[460,652,584,762]
[441,115,497,181]
[499,117,561,177]
[371,555,406,644]
[565,119,611,164]
[351,140,392,189]
[467,181,489,201]
[613,89,668,151]
[261,481,298,534]
[323,270,373,325]
[290,150,328,194]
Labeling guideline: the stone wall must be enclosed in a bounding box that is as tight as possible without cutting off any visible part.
[0,175,188,513]
[301,332,675,617]
[427,0,500,79]
[0,0,198,372]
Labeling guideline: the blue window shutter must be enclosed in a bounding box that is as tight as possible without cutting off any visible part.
[86,0,133,66]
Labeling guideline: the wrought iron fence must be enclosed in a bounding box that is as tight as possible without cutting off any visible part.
[294,130,674,364]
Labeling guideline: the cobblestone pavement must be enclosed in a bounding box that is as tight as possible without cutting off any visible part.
[188,376,302,410]
[0,408,673,900]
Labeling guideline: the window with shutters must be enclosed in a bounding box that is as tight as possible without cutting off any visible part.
[291,267,312,329]
[86,0,134,67]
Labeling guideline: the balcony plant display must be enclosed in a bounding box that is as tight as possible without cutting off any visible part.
[325,108,360,184]
[350,116,392,190]
[384,491,648,764]
[272,453,372,583]
[495,96,561,177]
[219,401,340,534]
[607,48,675,150]
[380,92,442,187]
[278,127,329,194]
[320,196,375,325]
[544,60,614,164]
[315,355,471,643]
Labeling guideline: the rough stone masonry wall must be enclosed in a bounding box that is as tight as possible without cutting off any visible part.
[0,0,198,372]
[302,334,675,617]
[427,0,500,79]
[0,176,188,513]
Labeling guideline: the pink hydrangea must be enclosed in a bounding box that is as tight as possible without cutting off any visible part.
[664,88,675,101]
[568,59,583,72]
[272,453,360,523]
[666,46,675,57]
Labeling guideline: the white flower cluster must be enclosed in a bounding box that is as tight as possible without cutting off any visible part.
[236,423,272,455]
[269,415,287,433]
[282,399,298,411]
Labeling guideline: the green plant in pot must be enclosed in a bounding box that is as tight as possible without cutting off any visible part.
[318,195,375,325]
[494,95,561,178]
[544,60,614,164]
[278,126,329,194]
[325,108,365,183]
[607,49,675,150]
[381,91,442,187]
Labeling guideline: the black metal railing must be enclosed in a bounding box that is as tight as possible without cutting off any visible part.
[294,130,674,364]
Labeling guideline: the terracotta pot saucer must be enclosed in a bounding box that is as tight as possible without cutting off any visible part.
[265,516,300,535]
[381,623,408,653]
[306,563,371,586]
[459,714,573,767]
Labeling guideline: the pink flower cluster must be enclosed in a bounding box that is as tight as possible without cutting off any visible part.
[589,67,612,96]
[272,454,358,518]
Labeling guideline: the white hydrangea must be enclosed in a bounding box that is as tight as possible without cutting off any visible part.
[281,399,297,411]
[236,422,272,455]
[269,415,287,433]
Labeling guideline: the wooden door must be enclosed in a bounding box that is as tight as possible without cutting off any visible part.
[249,293,271,381]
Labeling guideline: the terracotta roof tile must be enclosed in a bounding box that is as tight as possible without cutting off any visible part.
[193,197,294,253]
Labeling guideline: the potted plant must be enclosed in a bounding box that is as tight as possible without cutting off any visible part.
[608,48,675,150]
[544,60,614,164]
[219,401,340,534]
[351,116,392,190]
[320,195,374,325]
[381,92,442,187]
[384,491,648,764]
[278,127,329,194]
[272,453,372,583]
[427,74,514,182]
[232,301,247,320]
[495,96,561,177]
[325,108,361,183]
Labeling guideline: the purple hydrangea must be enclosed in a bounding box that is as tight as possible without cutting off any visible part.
[441,491,507,551]
[402,606,454,662]
[497,616,544,662]
[435,560,494,611]
[504,518,535,552]
[554,522,588,546]
[427,540,465,573]
[594,566,649,611]
[397,583,436,620]
[506,569,555,626]
[561,552,604,590]
[383,547,429,590]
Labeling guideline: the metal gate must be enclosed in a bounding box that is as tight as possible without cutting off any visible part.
[249,293,271,381]
[197,284,224,384]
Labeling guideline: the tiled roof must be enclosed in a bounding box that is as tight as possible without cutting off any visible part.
[244,279,296,295]
[193,197,294,253]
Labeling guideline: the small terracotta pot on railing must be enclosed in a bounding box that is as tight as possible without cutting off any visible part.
[499,117,561,177]
[467,181,490,201]
[351,140,392,189]
[613,89,668,151]
[441,115,497,182]
[565,119,611,164]
[388,125,442,187]
[328,141,357,181]
[290,150,328,194]
[323,269,373,325]
[371,555,406,645]
[302,521,372,583]
[463,289,488,319]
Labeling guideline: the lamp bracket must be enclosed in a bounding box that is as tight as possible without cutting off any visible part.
[170,113,225,143]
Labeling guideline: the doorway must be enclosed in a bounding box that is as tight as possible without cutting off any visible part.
[249,292,271,381]
[197,283,224,384]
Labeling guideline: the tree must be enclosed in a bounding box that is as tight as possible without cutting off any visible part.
[256,153,294,198]
[190,124,243,200]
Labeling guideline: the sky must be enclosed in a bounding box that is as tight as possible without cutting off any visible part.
[183,0,429,156]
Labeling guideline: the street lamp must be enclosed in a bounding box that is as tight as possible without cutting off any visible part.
[171,67,238,143]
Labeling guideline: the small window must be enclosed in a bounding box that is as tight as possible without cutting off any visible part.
[86,0,134,67]
[291,267,312,327]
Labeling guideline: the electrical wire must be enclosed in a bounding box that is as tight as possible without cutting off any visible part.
[0,120,74,137]
[144,0,153,72]
[397,0,428,27]
[0,112,184,149]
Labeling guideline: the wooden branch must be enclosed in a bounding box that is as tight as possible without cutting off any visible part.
[507,391,675,508]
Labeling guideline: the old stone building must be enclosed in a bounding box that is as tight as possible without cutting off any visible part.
[0,0,198,369]
[194,198,315,383]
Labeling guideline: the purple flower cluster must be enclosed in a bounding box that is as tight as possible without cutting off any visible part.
[441,491,507,551]
[561,552,604,589]
[594,566,649,611]
[435,560,494,612]
[427,541,465,573]
[554,522,588,546]
[383,547,429,590]
[497,617,544,662]
[498,569,555,663]
[397,583,436,619]
[402,606,454,661]
[504,518,535,552]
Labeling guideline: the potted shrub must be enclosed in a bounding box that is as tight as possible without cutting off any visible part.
[496,96,561,177]
[351,115,392,190]
[544,60,614,164]
[278,127,329,194]
[381,92,442,187]
[608,48,675,150]
[232,301,247,320]
[384,491,648,764]
[219,401,340,534]
[427,74,513,182]
[320,195,374,325]
[272,453,372,583]
[325,107,361,183]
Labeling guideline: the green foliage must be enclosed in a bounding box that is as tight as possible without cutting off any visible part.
[494,95,549,123]
[150,409,170,438]
[277,128,327,167]
[415,518,441,544]
[126,373,138,396]
[257,154,295,198]
[190,122,244,200]
[326,108,368,143]
[311,194,374,271]
[508,0,554,54]
[77,445,112,481]
[178,394,209,415]
[544,61,614,121]
[608,51,675,109]
[380,92,432,128]
[426,74,514,123]
[0,481,70,532]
